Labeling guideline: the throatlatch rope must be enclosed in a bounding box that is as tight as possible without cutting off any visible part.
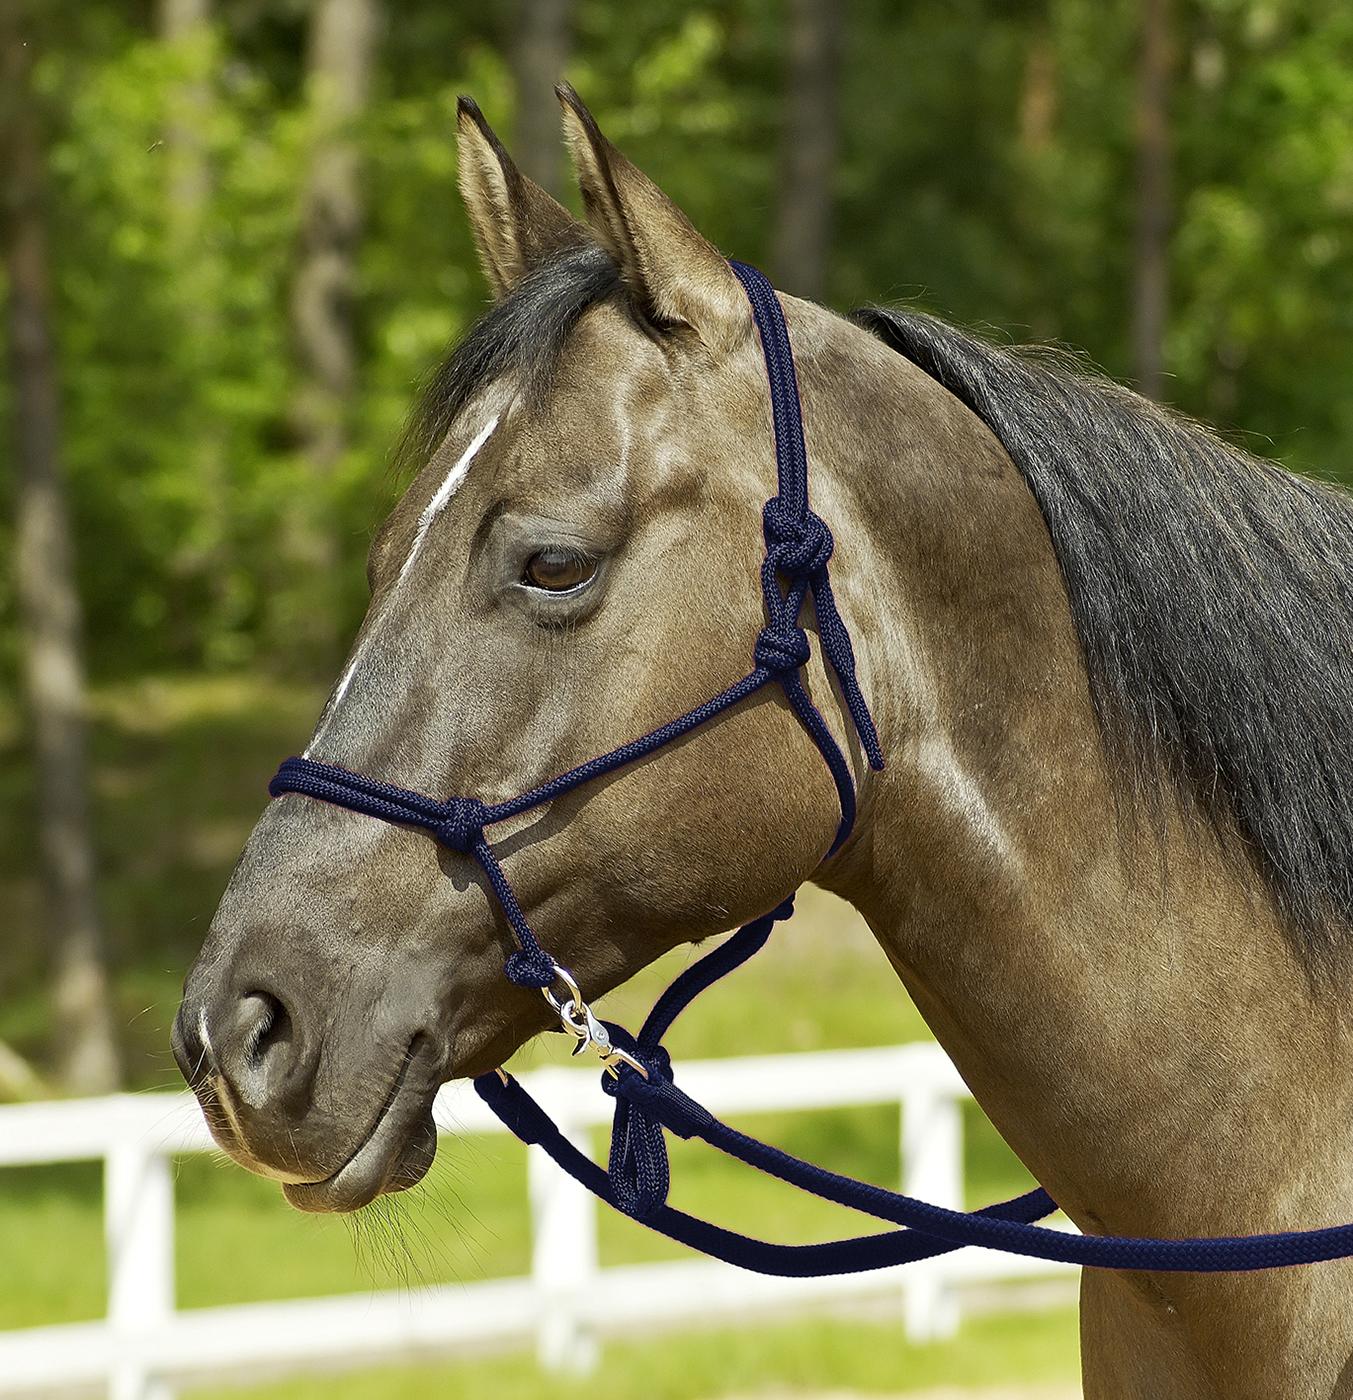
[269,262,1353,1276]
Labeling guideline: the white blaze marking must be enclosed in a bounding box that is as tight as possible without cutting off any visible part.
[321,653,362,732]
[397,414,500,586]
[302,413,500,755]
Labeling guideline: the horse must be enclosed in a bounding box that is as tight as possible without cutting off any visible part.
[173,87,1353,1399]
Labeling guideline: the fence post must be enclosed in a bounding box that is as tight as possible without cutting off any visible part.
[901,1082,962,1342]
[106,1131,175,1400]
[527,1085,599,1375]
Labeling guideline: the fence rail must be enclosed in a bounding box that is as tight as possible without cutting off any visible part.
[0,1043,1075,1399]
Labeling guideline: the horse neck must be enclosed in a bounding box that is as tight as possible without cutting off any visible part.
[795,307,1353,1393]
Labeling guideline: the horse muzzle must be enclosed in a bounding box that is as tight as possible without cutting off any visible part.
[171,951,446,1211]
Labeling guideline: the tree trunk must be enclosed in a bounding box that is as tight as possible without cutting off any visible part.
[1132,0,1172,400]
[2,5,120,1094]
[160,0,233,652]
[161,0,213,229]
[1019,27,1057,156]
[1016,23,1059,341]
[771,0,844,301]
[0,1040,46,1101]
[289,0,379,661]
[509,0,573,197]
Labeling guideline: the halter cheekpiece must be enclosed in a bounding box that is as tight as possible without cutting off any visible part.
[270,262,1353,1276]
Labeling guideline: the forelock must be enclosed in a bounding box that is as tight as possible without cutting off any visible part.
[395,243,624,480]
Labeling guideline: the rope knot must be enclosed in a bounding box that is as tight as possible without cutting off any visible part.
[601,1034,676,1222]
[430,797,487,854]
[763,499,834,578]
[602,1043,673,1105]
[504,946,556,989]
[755,624,812,675]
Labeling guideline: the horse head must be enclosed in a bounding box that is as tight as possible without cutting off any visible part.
[172,89,879,1211]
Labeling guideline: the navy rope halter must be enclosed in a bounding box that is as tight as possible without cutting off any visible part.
[270,261,1353,1276]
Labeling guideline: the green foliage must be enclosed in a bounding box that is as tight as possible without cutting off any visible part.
[1169,0,1353,470]
[5,0,1352,682]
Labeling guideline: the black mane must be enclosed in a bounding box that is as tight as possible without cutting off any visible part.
[858,304,1353,969]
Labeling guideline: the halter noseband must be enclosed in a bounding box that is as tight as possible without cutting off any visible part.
[268,263,1353,1278]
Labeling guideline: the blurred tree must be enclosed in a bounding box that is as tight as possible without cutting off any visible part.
[288,0,381,663]
[511,0,573,196]
[161,0,213,262]
[772,0,842,300]
[1133,0,1173,399]
[2,2,120,1092]
[160,0,236,652]
[0,1039,44,1100]
[1168,0,1353,475]
[1018,21,1057,156]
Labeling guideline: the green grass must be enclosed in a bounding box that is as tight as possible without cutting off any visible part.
[0,673,1078,1394]
[0,1163,107,1328]
[198,1309,1081,1400]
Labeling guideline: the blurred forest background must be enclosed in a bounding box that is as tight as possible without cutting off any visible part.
[3,0,1353,1099]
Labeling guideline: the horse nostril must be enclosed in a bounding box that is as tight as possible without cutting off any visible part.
[240,990,292,1069]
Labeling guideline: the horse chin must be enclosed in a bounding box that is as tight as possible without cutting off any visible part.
[272,1035,445,1213]
[282,1090,440,1214]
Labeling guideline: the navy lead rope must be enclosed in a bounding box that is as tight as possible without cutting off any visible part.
[270,263,1353,1276]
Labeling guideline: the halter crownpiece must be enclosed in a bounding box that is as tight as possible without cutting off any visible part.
[269,264,1353,1276]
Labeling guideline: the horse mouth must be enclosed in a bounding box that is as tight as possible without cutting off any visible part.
[282,1038,441,1213]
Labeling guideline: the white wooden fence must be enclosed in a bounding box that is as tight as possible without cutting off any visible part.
[0,1043,1075,1398]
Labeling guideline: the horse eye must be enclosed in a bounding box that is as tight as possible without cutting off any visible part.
[522,549,597,594]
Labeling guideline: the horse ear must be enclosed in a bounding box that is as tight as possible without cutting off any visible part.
[556,83,750,355]
[456,96,588,298]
